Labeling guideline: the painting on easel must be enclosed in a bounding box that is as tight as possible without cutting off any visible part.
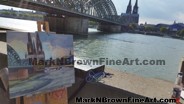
[7,31,75,98]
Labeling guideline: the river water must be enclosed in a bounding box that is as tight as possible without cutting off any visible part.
[1,17,184,82]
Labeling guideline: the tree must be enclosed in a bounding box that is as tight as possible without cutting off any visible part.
[145,26,154,32]
[160,27,167,33]
[1,11,10,15]
[178,29,184,37]
[129,23,137,30]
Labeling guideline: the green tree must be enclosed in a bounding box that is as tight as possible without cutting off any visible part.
[1,11,10,15]
[129,23,137,30]
[178,29,184,37]
[145,26,154,32]
[160,27,167,33]
[11,12,17,16]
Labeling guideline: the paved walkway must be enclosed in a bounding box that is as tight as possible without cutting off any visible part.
[69,68,175,104]
[102,68,174,99]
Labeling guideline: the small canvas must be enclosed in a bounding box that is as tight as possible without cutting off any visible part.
[7,31,75,98]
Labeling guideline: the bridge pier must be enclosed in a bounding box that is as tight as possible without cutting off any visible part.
[97,23,121,33]
[44,16,89,35]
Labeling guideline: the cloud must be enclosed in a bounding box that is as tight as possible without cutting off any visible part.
[175,12,184,22]
[139,17,173,25]
[52,46,71,58]
[42,42,72,59]
[39,33,73,48]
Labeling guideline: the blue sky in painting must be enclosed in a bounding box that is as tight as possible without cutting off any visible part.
[7,32,73,59]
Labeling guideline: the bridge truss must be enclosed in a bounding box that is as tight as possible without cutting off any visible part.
[30,0,118,22]
[7,45,29,67]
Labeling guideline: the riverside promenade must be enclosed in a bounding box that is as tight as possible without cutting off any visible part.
[69,68,175,104]
[103,68,174,99]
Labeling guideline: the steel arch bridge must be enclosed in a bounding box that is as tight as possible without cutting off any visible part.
[7,45,29,67]
[7,44,21,66]
[20,0,118,22]
[0,0,122,24]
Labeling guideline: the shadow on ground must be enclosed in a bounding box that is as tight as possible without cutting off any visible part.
[68,78,169,104]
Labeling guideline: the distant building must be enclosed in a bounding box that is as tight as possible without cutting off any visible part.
[120,0,139,25]
[144,24,156,27]
[169,23,184,32]
[155,24,170,29]
[26,33,45,72]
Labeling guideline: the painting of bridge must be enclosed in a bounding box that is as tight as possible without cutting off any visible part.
[7,31,75,98]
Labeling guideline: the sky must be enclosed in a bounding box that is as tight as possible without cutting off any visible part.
[7,32,73,59]
[0,0,184,24]
[113,0,184,24]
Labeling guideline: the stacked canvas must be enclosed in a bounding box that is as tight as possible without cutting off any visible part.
[0,32,9,104]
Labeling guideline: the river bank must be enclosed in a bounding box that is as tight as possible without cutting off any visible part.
[128,30,183,40]
[0,15,43,21]
[69,68,174,104]
[1,17,183,83]
[102,68,174,99]
[0,18,181,104]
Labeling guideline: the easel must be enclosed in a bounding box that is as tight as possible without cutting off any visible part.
[0,68,8,91]
[15,21,68,104]
[37,21,50,32]
[0,68,9,104]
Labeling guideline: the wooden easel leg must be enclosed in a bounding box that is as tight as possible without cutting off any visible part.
[37,21,50,32]
[16,97,20,104]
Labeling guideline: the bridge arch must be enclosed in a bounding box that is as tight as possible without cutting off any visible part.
[7,44,21,66]
[86,0,117,18]
[34,0,117,20]
[7,44,30,67]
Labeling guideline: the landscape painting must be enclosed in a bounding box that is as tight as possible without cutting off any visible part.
[7,31,75,98]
